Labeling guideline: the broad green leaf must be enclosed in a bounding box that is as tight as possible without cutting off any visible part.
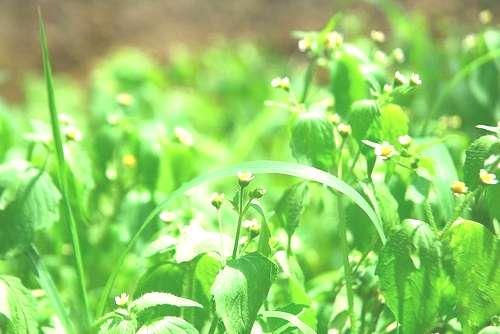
[137,316,198,334]
[378,104,409,144]
[376,219,442,333]
[442,220,500,333]
[348,99,379,142]
[0,161,61,256]
[212,252,279,334]
[0,275,38,334]
[275,182,309,239]
[261,310,316,334]
[290,112,334,171]
[99,319,137,334]
[463,135,500,189]
[131,292,202,313]
[330,45,370,116]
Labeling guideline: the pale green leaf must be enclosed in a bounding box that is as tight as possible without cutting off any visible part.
[131,292,202,313]
[261,310,316,334]
[212,252,279,334]
[137,316,198,334]
[0,275,38,334]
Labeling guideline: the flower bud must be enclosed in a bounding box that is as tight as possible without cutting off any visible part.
[210,193,225,210]
[237,171,254,188]
[250,188,266,199]
[451,181,468,195]
[337,123,352,138]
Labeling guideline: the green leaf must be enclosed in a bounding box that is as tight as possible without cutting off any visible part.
[442,220,500,333]
[0,161,61,256]
[275,182,309,239]
[212,252,279,334]
[131,292,202,313]
[478,326,500,334]
[378,103,409,144]
[330,46,370,116]
[260,310,316,334]
[290,112,334,171]
[348,99,379,142]
[249,203,272,256]
[137,316,198,334]
[99,319,137,334]
[463,135,500,190]
[0,275,38,334]
[376,219,442,333]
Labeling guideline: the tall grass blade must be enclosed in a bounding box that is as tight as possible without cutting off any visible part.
[38,9,91,328]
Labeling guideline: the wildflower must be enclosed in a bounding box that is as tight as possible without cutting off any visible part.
[337,123,352,138]
[392,48,405,63]
[242,219,260,234]
[115,293,129,307]
[237,171,254,187]
[58,113,74,126]
[394,71,408,86]
[174,127,194,146]
[106,113,122,126]
[249,188,266,199]
[298,36,313,52]
[370,30,386,43]
[159,210,177,223]
[326,31,343,49]
[398,135,412,147]
[409,73,422,86]
[328,113,341,125]
[363,140,397,160]
[450,181,468,196]
[374,50,388,65]
[116,93,134,107]
[479,10,492,25]
[479,169,498,185]
[462,34,477,50]
[63,125,82,142]
[210,193,225,210]
[122,154,137,168]
[271,76,290,91]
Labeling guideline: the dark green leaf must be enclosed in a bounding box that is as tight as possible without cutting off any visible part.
[275,182,309,239]
[463,135,500,189]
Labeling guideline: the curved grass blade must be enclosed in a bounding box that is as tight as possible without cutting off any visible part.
[261,310,316,334]
[96,160,384,317]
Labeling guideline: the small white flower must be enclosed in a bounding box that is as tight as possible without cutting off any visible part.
[370,30,386,43]
[398,135,412,147]
[58,113,74,126]
[363,140,397,160]
[479,10,492,25]
[394,71,408,86]
[298,37,313,52]
[271,76,290,91]
[114,293,129,307]
[337,123,352,137]
[63,125,82,142]
[479,169,498,185]
[392,48,405,63]
[159,210,177,223]
[174,127,194,146]
[462,34,477,50]
[242,219,260,233]
[328,113,341,124]
[326,31,343,49]
[409,73,422,86]
[237,171,254,187]
[383,83,393,94]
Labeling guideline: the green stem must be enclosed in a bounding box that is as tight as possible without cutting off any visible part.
[232,187,245,259]
[424,200,437,230]
[27,245,75,334]
[300,57,317,104]
[337,195,358,333]
[39,10,91,328]
[208,315,218,334]
[216,209,225,264]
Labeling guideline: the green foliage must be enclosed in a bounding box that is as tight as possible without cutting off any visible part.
[290,112,334,171]
[212,252,279,333]
[0,275,38,334]
[442,220,500,333]
[463,135,500,189]
[275,182,309,240]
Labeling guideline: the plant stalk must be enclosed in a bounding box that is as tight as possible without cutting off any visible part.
[300,57,317,104]
[232,187,245,259]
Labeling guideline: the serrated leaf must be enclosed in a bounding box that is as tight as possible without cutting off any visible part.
[463,135,500,190]
[275,182,309,238]
[290,112,334,171]
[0,161,61,256]
[212,252,279,334]
[137,316,198,334]
[348,99,379,142]
[131,292,202,313]
[0,275,38,334]
[442,220,500,333]
[376,219,442,333]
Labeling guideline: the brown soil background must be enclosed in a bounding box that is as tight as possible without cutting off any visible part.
[0,0,498,101]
